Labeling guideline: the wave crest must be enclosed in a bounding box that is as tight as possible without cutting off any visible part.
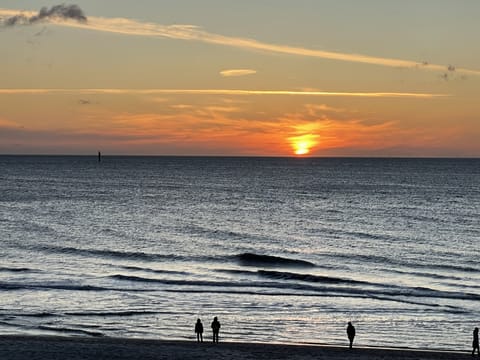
[235,253,315,267]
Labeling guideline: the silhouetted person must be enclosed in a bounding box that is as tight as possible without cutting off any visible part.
[211,316,221,343]
[473,327,479,356]
[195,318,204,343]
[346,322,356,349]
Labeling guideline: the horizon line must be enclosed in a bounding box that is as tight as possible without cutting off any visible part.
[1,154,478,159]
[0,88,449,98]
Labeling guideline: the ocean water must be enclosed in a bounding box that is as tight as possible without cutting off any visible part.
[0,156,479,350]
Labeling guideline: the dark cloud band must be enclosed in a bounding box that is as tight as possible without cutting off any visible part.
[3,4,86,27]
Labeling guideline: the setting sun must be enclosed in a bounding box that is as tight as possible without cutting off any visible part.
[290,134,318,156]
[294,143,310,155]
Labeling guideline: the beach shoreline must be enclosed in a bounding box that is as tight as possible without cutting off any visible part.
[0,335,470,359]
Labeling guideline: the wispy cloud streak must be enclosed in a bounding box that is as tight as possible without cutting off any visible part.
[1,7,479,76]
[220,69,257,77]
[0,88,448,98]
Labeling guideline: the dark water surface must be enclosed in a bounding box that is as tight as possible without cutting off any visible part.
[0,156,479,350]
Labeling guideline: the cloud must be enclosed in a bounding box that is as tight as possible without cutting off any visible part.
[440,73,449,81]
[0,88,448,98]
[2,97,478,156]
[150,97,170,103]
[170,104,193,109]
[305,104,348,114]
[2,4,86,26]
[220,69,257,77]
[1,6,479,76]
[440,64,468,81]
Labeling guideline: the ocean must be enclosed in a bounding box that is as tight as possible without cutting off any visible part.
[0,156,479,350]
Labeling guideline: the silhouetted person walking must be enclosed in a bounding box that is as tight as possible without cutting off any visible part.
[473,327,479,356]
[211,316,221,343]
[346,322,356,349]
[195,318,203,343]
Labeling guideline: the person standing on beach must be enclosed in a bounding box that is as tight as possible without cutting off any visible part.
[346,322,356,349]
[211,316,221,343]
[473,327,479,356]
[195,318,203,343]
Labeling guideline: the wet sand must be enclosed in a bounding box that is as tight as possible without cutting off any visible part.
[0,336,471,360]
[0,335,470,360]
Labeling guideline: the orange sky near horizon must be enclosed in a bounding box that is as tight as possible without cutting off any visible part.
[0,1,479,157]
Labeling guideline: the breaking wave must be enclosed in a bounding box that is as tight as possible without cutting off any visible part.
[0,267,35,273]
[109,273,480,303]
[234,253,315,267]
[0,281,147,292]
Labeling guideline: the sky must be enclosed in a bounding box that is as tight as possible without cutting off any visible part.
[0,0,479,156]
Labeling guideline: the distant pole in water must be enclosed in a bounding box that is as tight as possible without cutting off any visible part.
[98,151,101,162]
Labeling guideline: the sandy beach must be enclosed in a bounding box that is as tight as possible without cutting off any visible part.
[0,335,469,360]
